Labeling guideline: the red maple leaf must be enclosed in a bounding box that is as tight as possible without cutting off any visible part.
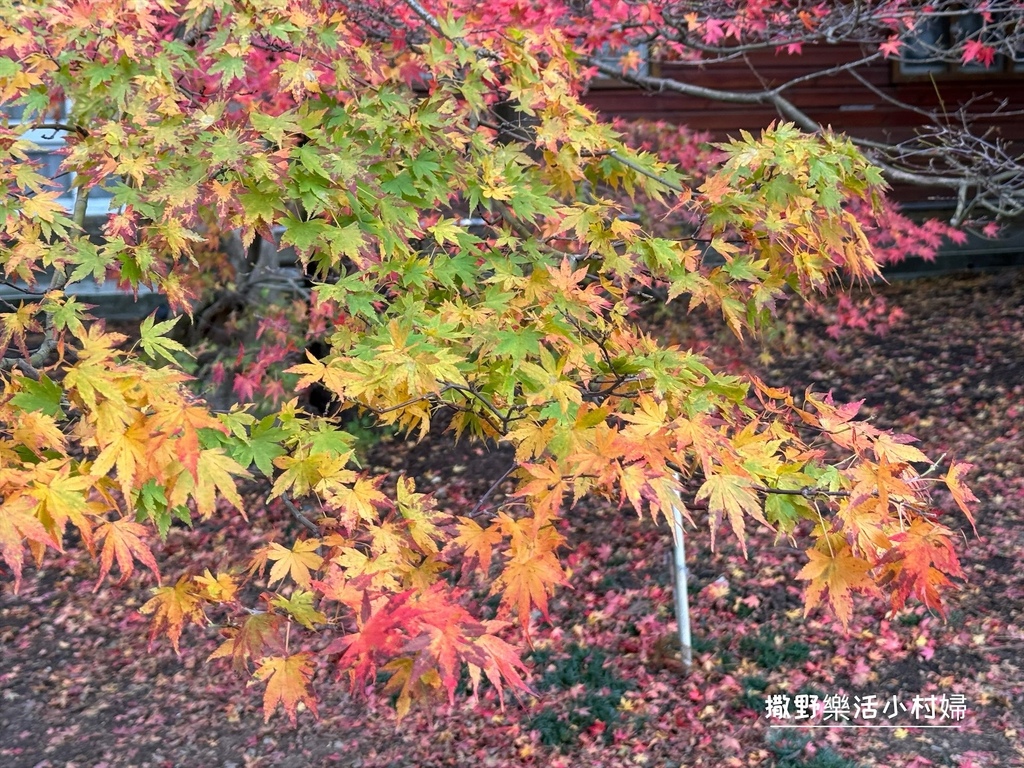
[962,39,996,68]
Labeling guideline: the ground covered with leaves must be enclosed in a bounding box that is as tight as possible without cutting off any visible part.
[2,269,1023,768]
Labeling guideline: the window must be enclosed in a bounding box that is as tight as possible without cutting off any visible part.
[896,11,1024,79]
[2,101,116,221]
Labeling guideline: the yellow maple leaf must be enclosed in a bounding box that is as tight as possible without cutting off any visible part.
[619,392,668,438]
[696,471,768,556]
[506,419,556,462]
[270,450,352,500]
[331,476,388,524]
[193,448,249,519]
[873,433,930,466]
[91,415,157,500]
[396,477,446,555]
[12,411,66,454]
[194,569,239,603]
[267,539,323,588]
[29,466,94,547]
[253,653,318,725]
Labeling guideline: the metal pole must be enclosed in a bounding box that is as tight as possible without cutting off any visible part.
[670,489,693,669]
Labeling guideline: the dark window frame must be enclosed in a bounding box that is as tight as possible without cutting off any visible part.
[893,11,1024,82]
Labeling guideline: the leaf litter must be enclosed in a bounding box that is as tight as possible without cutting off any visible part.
[2,269,1023,767]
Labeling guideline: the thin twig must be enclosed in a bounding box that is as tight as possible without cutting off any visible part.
[468,463,518,518]
[281,493,321,536]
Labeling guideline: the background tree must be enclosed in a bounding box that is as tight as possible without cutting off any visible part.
[0,0,976,721]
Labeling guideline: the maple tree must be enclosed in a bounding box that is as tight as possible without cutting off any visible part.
[0,0,981,723]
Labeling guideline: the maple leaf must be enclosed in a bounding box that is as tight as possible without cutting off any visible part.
[472,631,532,708]
[516,461,570,524]
[138,310,191,364]
[879,36,902,58]
[209,613,285,673]
[619,392,668,438]
[873,432,929,466]
[266,538,323,588]
[380,657,443,721]
[9,372,65,418]
[962,39,997,68]
[329,591,421,690]
[253,653,318,725]
[797,545,876,629]
[944,461,977,529]
[270,450,352,500]
[883,519,963,614]
[29,467,95,548]
[310,564,363,611]
[94,518,160,590]
[453,517,503,575]
[696,472,767,557]
[140,576,206,653]
[192,448,249,519]
[150,401,226,481]
[194,569,239,603]
[495,546,568,630]
[402,593,480,704]
[271,589,327,630]
[331,476,388,524]
[396,477,447,554]
[0,495,59,591]
[91,416,158,500]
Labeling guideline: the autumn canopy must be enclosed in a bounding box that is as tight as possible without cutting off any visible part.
[0,0,978,722]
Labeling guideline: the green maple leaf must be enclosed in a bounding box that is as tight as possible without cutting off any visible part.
[271,590,327,630]
[10,374,64,417]
[243,417,289,478]
[139,311,191,364]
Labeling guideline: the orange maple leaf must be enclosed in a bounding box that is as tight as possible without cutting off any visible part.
[151,401,226,481]
[140,576,206,653]
[884,519,963,614]
[494,518,568,631]
[453,517,503,575]
[944,461,978,530]
[797,545,876,628]
[94,518,160,590]
[253,653,318,724]
[473,630,532,709]
[0,494,59,591]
